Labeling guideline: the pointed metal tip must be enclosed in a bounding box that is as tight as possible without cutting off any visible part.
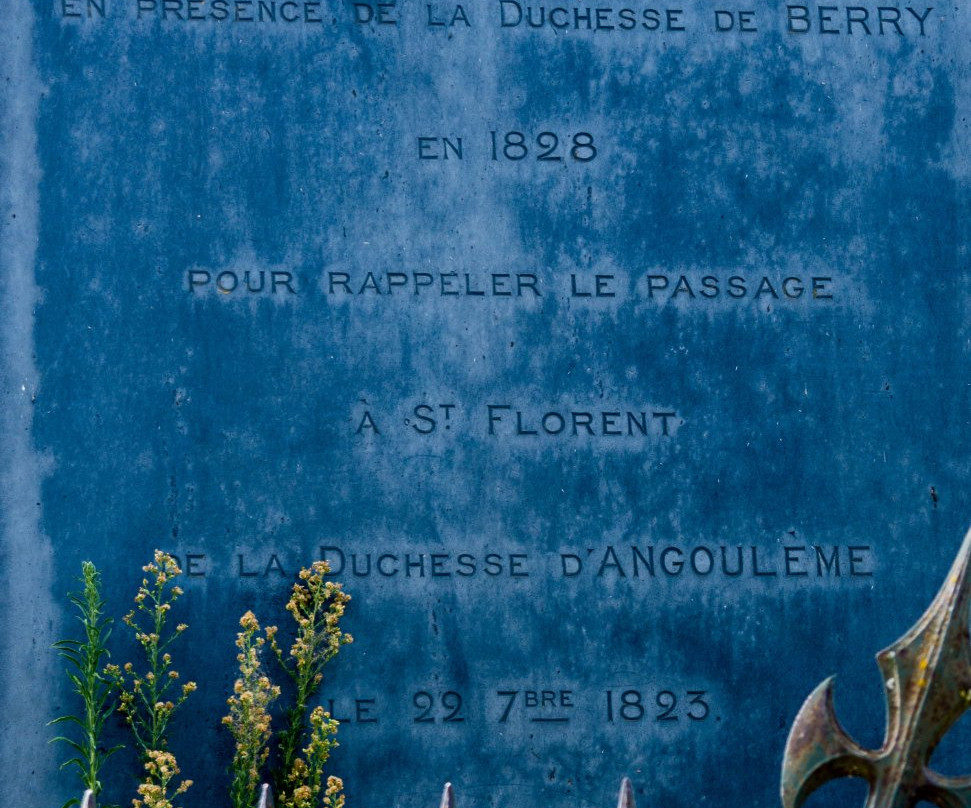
[949,524,971,578]
[439,782,455,808]
[257,783,275,808]
[80,790,97,808]
[617,777,636,808]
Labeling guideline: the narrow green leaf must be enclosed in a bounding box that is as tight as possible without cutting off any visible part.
[53,737,87,755]
[48,715,85,728]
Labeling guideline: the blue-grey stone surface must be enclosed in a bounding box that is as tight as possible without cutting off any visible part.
[1,2,970,808]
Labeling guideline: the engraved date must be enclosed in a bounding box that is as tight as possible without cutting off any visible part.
[416,130,599,162]
[605,689,710,722]
[489,130,598,162]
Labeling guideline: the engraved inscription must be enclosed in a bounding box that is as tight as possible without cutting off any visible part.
[485,405,678,439]
[321,270,837,305]
[350,402,682,440]
[497,689,575,723]
[58,0,106,17]
[489,131,598,163]
[165,544,875,583]
[136,0,326,22]
[328,271,541,298]
[498,4,687,32]
[604,689,710,722]
[413,691,466,723]
[785,4,932,35]
[226,685,721,731]
[645,274,834,302]
[188,269,298,296]
[559,544,874,579]
[414,131,599,162]
[60,0,940,38]
[183,268,838,305]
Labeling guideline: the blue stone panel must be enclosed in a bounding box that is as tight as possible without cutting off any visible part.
[0,3,969,808]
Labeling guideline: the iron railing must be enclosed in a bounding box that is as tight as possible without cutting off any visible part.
[77,778,637,808]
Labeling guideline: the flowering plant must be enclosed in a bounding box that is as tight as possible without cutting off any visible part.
[53,553,352,808]
[132,750,191,808]
[268,560,352,806]
[223,560,352,808]
[104,551,196,804]
[224,611,281,808]
[50,561,122,807]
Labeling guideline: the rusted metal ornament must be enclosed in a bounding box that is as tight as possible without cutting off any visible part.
[782,526,971,808]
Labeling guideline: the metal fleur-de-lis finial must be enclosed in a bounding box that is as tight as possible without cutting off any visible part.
[782,526,971,808]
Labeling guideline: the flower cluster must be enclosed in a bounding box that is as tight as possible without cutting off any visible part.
[277,707,340,808]
[276,562,353,683]
[268,561,352,803]
[132,750,191,808]
[106,551,196,766]
[223,611,281,808]
[323,776,345,808]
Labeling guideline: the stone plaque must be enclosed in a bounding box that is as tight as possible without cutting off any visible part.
[1,2,969,808]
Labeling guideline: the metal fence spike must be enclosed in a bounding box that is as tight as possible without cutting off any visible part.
[257,783,275,808]
[617,777,635,808]
[439,782,455,808]
[783,525,971,808]
[80,790,96,808]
